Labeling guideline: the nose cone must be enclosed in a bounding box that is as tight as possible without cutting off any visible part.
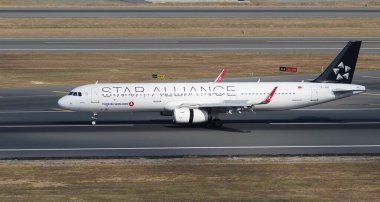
[58,96,69,109]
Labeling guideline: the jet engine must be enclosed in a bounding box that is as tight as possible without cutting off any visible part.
[173,108,208,124]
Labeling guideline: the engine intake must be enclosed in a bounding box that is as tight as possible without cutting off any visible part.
[173,108,208,124]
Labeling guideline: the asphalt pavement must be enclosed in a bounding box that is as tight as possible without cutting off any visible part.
[1,37,380,53]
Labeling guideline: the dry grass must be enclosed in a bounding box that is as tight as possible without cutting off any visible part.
[0,17,379,37]
[0,52,379,88]
[0,0,379,8]
[0,156,379,201]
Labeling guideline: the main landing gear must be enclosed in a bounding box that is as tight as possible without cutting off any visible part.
[91,112,98,126]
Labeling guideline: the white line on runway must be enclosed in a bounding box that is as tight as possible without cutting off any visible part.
[1,145,380,152]
[2,37,380,40]
[270,122,380,125]
[292,108,380,111]
[0,110,72,113]
[44,41,178,44]
[0,124,134,128]
[1,48,380,51]
[267,40,380,43]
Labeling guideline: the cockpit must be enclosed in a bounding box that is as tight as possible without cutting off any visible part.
[68,92,82,96]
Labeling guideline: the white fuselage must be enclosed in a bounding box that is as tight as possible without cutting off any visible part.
[58,82,365,113]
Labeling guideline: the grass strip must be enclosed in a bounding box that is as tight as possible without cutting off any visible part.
[0,17,379,37]
[0,52,379,87]
[0,156,379,201]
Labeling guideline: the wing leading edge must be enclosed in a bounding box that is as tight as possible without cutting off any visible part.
[171,86,278,110]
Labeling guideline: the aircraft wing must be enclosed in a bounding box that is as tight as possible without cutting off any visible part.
[168,87,278,111]
[180,100,251,109]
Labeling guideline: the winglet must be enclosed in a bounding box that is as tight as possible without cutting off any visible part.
[261,87,278,104]
[215,68,227,83]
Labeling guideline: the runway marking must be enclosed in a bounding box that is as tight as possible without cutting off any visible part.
[1,48,380,51]
[1,145,380,152]
[51,90,68,94]
[270,122,380,125]
[0,94,58,99]
[0,124,134,128]
[267,40,380,43]
[44,41,178,44]
[362,93,380,96]
[361,76,380,79]
[50,108,74,112]
[292,108,380,111]
[2,37,380,40]
[0,110,73,114]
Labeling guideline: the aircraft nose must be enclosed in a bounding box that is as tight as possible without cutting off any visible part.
[58,96,69,109]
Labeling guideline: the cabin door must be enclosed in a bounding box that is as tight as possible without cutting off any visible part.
[311,86,318,101]
[91,86,99,103]
[153,92,162,103]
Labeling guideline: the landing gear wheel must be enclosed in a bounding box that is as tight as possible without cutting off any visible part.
[212,119,223,128]
[91,112,98,126]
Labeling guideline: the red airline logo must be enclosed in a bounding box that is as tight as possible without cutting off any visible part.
[215,68,227,83]
[128,101,134,107]
[263,86,278,104]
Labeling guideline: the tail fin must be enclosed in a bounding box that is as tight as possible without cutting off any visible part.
[313,41,361,84]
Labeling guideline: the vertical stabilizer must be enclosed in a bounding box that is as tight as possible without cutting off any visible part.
[313,41,361,84]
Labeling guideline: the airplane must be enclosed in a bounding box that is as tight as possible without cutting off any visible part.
[58,41,366,127]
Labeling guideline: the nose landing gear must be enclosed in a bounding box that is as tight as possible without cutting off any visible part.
[91,112,98,126]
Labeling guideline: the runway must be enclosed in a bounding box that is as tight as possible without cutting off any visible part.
[0,71,379,158]
[1,37,380,53]
[0,8,380,18]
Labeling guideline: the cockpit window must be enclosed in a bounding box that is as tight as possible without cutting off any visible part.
[68,91,82,96]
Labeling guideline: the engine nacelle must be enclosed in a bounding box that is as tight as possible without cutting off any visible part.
[173,108,208,124]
